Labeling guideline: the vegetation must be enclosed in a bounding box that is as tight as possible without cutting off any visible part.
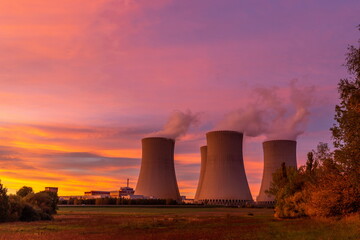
[268,25,360,218]
[0,181,10,222]
[0,183,58,222]
[0,207,358,240]
[60,197,178,205]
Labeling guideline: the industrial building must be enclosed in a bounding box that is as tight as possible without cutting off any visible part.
[84,191,110,197]
[59,180,138,201]
[257,140,297,203]
[135,137,181,201]
[194,146,207,200]
[195,130,253,205]
[57,133,299,206]
[45,187,58,193]
[110,179,135,197]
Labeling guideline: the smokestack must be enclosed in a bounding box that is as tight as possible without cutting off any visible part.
[135,137,181,201]
[194,146,207,201]
[197,131,253,205]
[257,140,297,202]
[127,178,129,188]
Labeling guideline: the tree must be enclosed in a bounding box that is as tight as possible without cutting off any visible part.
[0,181,10,222]
[0,181,59,222]
[265,26,359,218]
[267,144,333,218]
[304,28,360,217]
[266,163,306,218]
[16,186,34,198]
[330,25,360,214]
[25,191,59,216]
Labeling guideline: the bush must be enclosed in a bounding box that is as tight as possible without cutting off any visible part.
[20,203,42,222]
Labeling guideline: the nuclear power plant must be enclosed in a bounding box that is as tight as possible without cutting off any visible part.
[257,140,297,203]
[134,131,299,205]
[135,137,181,201]
[195,131,253,205]
[58,136,300,206]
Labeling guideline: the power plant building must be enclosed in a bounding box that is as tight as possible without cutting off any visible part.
[195,131,253,205]
[257,140,297,203]
[45,187,58,193]
[135,137,181,201]
[110,179,135,197]
[194,146,207,200]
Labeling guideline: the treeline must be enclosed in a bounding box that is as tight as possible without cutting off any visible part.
[0,184,58,222]
[268,27,360,218]
[60,197,178,205]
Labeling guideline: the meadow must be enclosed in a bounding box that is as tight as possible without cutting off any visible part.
[0,206,359,240]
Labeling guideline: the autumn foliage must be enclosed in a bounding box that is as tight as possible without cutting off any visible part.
[269,26,360,218]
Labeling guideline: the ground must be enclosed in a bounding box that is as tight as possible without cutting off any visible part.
[0,206,359,240]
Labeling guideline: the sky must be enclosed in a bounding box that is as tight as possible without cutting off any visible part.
[0,0,359,199]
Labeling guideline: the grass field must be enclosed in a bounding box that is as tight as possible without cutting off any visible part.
[0,206,359,240]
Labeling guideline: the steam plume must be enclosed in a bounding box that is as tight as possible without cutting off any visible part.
[216,80,314,140]
[151,110,200,140]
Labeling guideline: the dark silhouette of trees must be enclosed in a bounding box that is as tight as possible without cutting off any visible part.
[0,184,59,222]
[0,181,10,222]
[16,186,34,198]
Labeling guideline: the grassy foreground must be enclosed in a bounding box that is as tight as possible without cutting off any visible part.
[0,206,359,240]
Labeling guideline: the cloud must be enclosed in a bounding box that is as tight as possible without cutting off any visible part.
[216,80,315,140]
[41,152,140,171]
[150,110,200,140]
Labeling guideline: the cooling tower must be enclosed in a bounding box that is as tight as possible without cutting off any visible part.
[135,137,181,201]
[197,131,253,205]
[194,146,207,201]
[257,140,297,203]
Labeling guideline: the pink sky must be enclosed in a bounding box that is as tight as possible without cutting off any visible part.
[0,0,359,199]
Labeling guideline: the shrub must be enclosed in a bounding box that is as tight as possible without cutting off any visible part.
[20,203,42,222]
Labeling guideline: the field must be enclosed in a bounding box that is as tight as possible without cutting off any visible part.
[0,206,359,240]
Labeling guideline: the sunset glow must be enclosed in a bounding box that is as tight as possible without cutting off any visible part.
[1,0,359,199]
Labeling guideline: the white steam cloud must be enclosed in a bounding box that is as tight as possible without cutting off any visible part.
[216,80,314,140]
[151,110,200,140]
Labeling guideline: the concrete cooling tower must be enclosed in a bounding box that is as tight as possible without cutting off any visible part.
[194,146,207,201]
[257,140,297,203]
[135,137,181,201]
[196,131,253,205]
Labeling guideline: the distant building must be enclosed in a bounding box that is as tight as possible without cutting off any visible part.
[110,179,135,198]
[45,187,58,193]
[123,194,147,200]
[60,179,139,200]
[59,196,84,201]
[120,186,135,195]
[110,187,135,198]
[181,196,194,204]
[183,199,194,204]
[109,191,121,198]
[84,191,110,197]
